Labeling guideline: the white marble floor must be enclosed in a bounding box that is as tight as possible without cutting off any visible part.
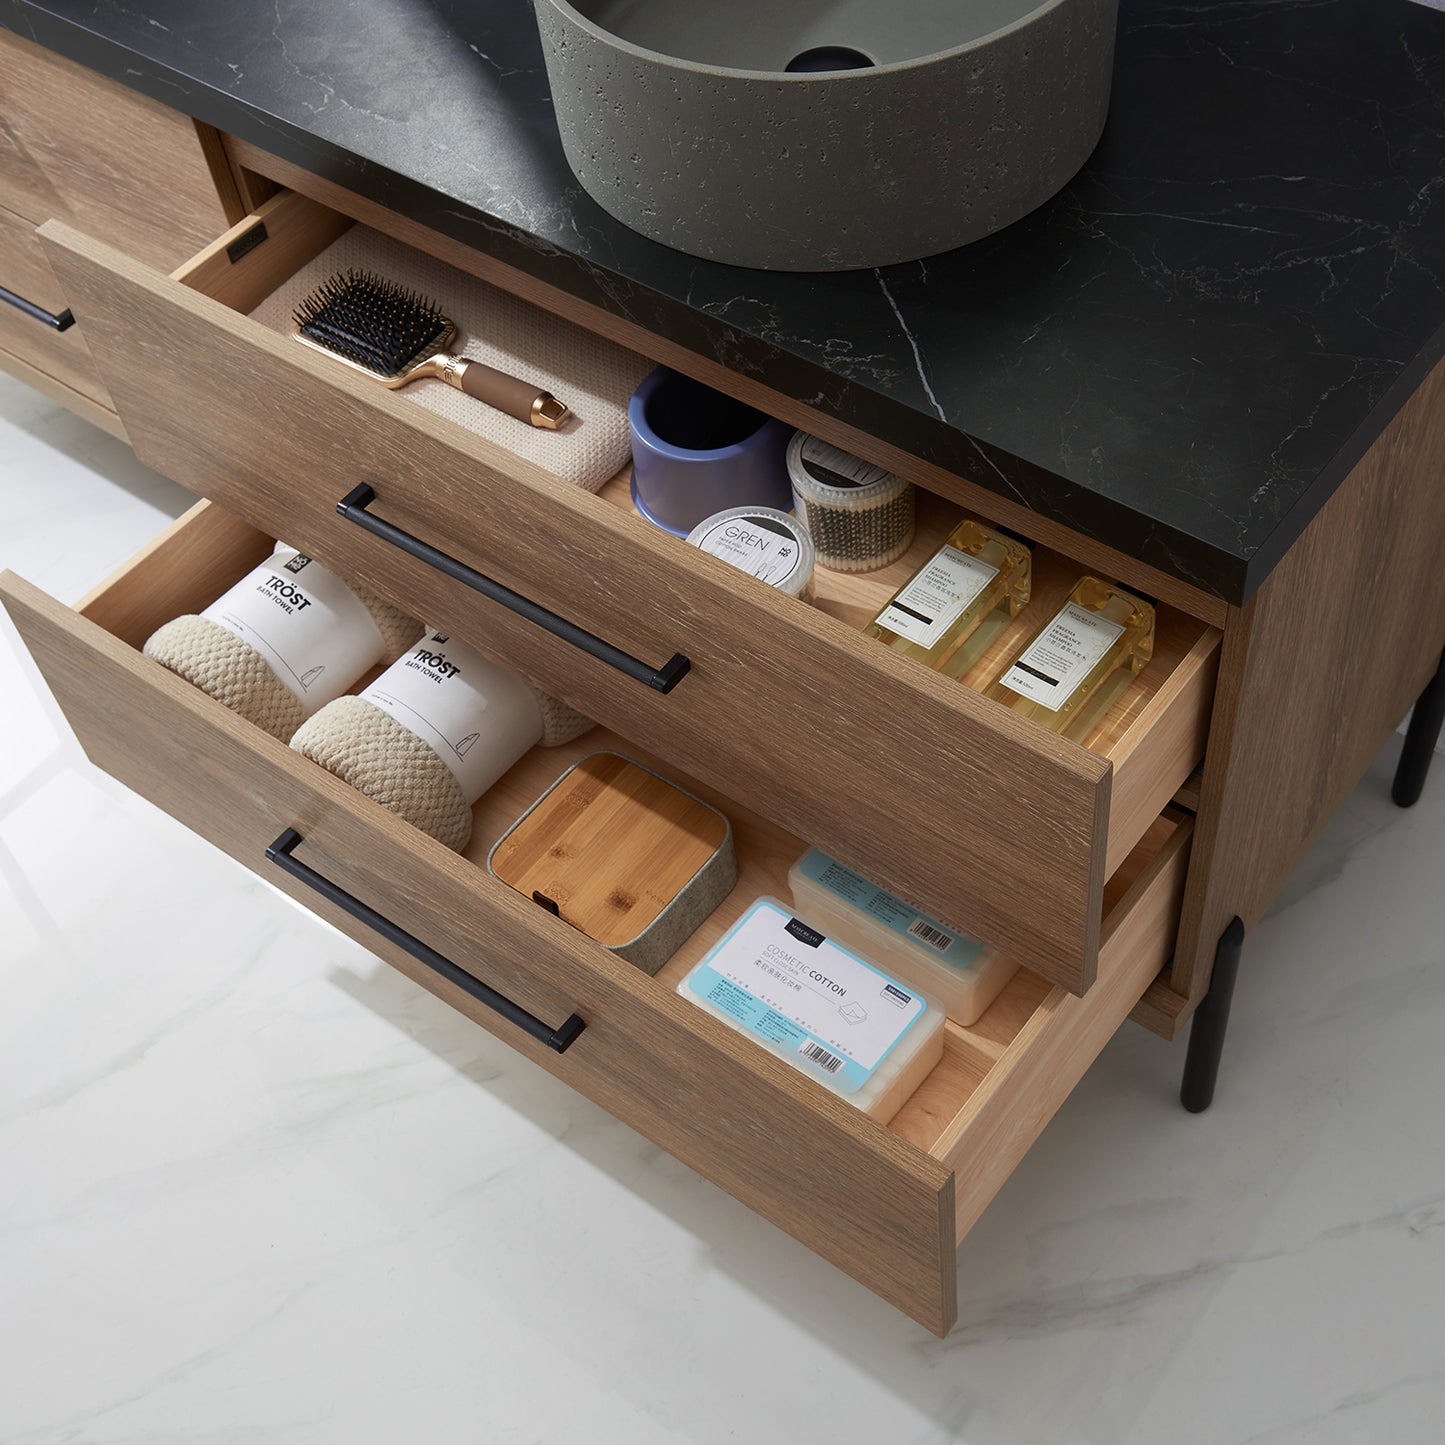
[2,370,1443,1445]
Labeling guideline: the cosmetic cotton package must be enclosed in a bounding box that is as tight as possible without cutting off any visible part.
[678,896,944,1122]
[787,849,1017,1025]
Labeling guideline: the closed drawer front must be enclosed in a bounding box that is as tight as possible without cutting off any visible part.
[38,191,1220,996]
[0,200,110,405]
[0,27,231,268]
[0,500,1193,1335]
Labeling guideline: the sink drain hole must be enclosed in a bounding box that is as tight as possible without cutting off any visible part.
[784,46,875,73]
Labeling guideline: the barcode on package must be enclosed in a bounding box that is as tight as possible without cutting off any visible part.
[799,1041,844,1074]
[907,918,955,952]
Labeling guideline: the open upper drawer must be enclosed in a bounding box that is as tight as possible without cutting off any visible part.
[0,499,1194,1335]
[37,191,1219,995]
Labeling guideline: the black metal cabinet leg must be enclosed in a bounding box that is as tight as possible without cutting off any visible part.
[1181,917,1245,1113]
[1392,648,1445,808]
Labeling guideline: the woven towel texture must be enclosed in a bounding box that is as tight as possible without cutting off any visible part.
[291,689,596,851]
[354,581,430,662]
[250,225,650,493]
[142,562,423,742]
[292,696,475,849]
[532,692,597,749]
[144,614,307,742]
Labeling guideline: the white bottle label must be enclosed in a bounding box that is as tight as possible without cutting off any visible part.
[873,544,998,647]
[798,436,892,490]
[692,514,805,589]
[361,632,543,802]
[201,548,384,715]
[999,600,1125,710]
[685,900,925,1093]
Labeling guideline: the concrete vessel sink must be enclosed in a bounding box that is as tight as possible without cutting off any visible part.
[533,0,1118,271]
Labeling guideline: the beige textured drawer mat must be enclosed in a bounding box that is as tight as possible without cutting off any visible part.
[248,225,650,493]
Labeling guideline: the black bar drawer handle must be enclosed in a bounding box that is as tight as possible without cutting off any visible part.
[0,282,75,331]
[266,828,586,1054]
[337,483,690,694]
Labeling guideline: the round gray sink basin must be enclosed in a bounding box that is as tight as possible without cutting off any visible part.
[534,0,1118,271]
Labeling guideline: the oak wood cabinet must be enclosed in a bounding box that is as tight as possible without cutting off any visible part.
[1,31,1442,1335]
[0,28,241,432]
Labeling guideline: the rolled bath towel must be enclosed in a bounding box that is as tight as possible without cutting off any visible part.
[291,629,594,850]
[143,544,422,742]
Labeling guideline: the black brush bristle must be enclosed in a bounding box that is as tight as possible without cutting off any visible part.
[293,268,448,376]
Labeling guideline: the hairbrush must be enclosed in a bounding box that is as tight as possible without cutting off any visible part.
[292,269,569,430]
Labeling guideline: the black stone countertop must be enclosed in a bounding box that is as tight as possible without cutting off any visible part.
[4,0,1444,603]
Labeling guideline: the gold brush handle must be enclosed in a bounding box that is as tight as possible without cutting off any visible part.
[443,355,569,429]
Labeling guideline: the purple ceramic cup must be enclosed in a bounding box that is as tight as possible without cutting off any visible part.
[629,367,793,536]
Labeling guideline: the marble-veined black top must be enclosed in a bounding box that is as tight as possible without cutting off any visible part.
[4,0,1443,603]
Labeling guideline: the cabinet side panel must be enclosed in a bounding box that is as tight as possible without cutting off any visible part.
[1169,354,1445,1005]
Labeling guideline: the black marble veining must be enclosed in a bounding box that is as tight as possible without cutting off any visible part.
[3,0,1443,602]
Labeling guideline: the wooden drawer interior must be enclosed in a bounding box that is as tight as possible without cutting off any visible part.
[5,498,1192,1335]
[173,194,1220,882]
[38,192,1218,997]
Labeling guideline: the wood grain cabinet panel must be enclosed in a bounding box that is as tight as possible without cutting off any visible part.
[0,500,1193,1334]
[0,28,232,269]
[37,196,1221,997]
[0,200,108,405]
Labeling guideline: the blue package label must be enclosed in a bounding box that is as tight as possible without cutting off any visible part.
[796,849,985,970]
[685,899,926,1093]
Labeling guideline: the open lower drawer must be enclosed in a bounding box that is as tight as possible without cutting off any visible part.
[37,193,1215,995]
[0,499,1193,1335]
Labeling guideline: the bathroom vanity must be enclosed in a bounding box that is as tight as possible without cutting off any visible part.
[1,1,1442,1335]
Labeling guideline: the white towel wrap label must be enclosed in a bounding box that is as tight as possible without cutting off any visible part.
[361,631,544,801]
[201,547,386,714]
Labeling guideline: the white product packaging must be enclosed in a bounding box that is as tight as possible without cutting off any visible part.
[200,546,386,716]
[678,896,944,1122]
[787,849,1017,1025]
[361,630,545,802]
[685,506,816,601]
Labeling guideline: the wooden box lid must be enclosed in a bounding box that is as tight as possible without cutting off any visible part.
[489,752,732,947]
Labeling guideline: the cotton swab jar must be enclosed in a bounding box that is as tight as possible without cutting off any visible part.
[786,431,916,573]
